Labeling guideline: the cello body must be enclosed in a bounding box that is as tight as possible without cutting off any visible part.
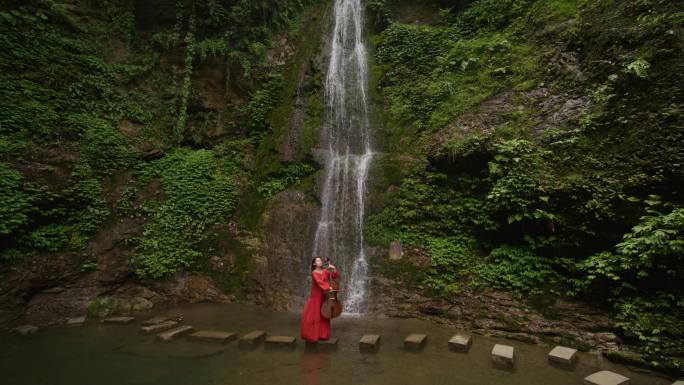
[320,260,342,319]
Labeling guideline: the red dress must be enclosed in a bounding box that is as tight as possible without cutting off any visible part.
[300,269,339,342]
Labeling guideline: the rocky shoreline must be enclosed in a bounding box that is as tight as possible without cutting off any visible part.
[0,244,676,379]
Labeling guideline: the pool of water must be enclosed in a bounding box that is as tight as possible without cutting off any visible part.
[0,303,672,385]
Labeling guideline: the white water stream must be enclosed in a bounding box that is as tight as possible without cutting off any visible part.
[312,0,373,313]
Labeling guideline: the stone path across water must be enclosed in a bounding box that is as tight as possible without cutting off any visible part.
[12,316,679,385]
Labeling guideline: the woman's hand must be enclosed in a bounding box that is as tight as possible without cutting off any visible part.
[327,263,336,270]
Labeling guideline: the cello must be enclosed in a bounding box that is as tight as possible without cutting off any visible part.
[320,258,342,319]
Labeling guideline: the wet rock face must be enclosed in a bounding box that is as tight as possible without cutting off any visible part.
[0,213,230,329]
[431,86,590,158]
[368,270,620,354]
[250,189,319,311]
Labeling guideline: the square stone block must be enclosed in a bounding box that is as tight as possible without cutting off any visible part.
[448,334,472,352]
[548,346,578,365]
[239,330,267,348]
[13,325,39,335]
[156,325,194,342]
[359,334,381,352]
[492,344,515,367]
[583,370,630,385]
[264,336,297,349]
[306,337,338,351]
[66,316,86,327]
[140,320,178,335]
[141,316,170,326]
[188,330,236,344]
[404,334,427,351]
[103,316,135,324]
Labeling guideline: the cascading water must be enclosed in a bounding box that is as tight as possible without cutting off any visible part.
[312,0,373,314]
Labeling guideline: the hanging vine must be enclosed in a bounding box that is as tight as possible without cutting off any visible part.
[173,1,196,143]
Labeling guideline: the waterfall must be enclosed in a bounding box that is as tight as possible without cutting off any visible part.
[312,0,373,314]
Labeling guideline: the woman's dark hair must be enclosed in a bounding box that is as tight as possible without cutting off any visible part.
[310,257,322,271]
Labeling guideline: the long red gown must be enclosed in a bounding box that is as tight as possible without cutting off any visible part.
[300,268,339,342]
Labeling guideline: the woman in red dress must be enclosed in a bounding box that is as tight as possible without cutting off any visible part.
[300,257,339,342]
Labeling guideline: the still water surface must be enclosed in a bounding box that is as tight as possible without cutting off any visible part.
[0,303,672,385]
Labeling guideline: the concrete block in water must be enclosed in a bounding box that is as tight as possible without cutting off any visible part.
[359,334,381,352]
[141,316,170,326]
[492,344,515,367]
[548,346,578,365]
[404,334,427,351]
[140,321,178,335]
[66,316,86,327]
[672,382,684,385]
[103,316,135,324]
[265,336,296,348]
[583,370,630,385]
[448,334,472,352]
[239,330,266,348]
[318,338,338,346]
[188,331,236,344]
[307,338,339,351]
[156,325,194,342]
[13,325,39,335]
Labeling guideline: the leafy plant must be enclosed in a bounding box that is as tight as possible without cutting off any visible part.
[257,163,315,197]
[0,163,36,235]
[133,149,238,278]
[478,245,559,295]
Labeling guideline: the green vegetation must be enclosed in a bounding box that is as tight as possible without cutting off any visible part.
[132,149,239,278]
[1,0,682,376]
[257,163,316,197]
[0,0,321,286]
[367,0,684,373]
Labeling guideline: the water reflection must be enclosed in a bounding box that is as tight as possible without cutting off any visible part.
[0,303,673,385]
[299,349,331,385]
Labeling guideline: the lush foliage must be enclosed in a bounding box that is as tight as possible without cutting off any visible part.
[257,163,316,197]
[132,149,239,278]
[0,163,36,236]
[0,0,318,302]
[368,0,684,372]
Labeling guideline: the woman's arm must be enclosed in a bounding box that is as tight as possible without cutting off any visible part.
[323,269,339,280]
[326,263,339,279]
[312,271,330,291]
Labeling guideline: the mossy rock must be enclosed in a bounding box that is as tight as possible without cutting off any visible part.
[604,350,650,368]
[86,296,153,318]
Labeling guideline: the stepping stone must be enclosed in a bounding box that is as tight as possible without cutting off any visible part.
[583,370,630,385]
[141,316,170,326]
[492,344,515,367]
[318,337,338,350]
[404,333,427,351]
[188,331,236,344]
[156,325,194,342]
[672,382,684,385]
[359,334,381,353]
[265,336,297,348]
[239,330,266,348]
[103,316,135,324]
[13,325,39,335]
[548,345,578,365]
[448,334,472,352]
[305,338,339,351]
[140,321,178,335]
[66,316,86,327]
